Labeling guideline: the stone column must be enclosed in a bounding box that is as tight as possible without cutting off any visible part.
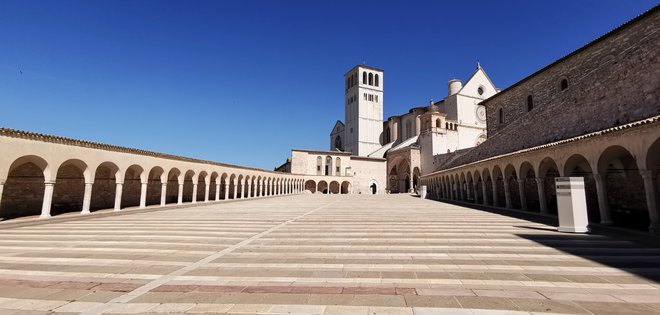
[0,182,3,210]
[139,182,147,209]
[40,181,55,218]
[224,184,229,200]
[233,184,238,199]
[472,182,478,203]
[114,182,123,211]
[192,184,198,203]
[504,182,512,209]
[409,176,414,193]
[482,182,488,205]
[160,183,167,206]
[518,178,527,211]
[641,170,659,234]
[260,183,264,197]
[81,182,93,214]
[594,174,613,225]
[215,184,220,201]
[246,183,251,199]
[204,183,210,202]
[240,182,245,199]
[177,183,183,205]
[535,177,548,214]
[459,183,464,201]
[492,181,499,206]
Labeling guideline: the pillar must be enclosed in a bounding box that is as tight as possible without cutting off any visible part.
[215,183,220,201]
[0,182,3,209]
[641,170,659,234]
[481,181,488,205]
[224,183,229,200]
[594,174,613,225]
[260,183,264,197]
[246,182,251,199]
[459,182,464,201]
[233,184,238,199]
[472,182,478,203]
[205,183,210,202]
[409,176,414,193]
[535,177,548,215]
[240,182,245,199]
[160,183,167,206]
[81,182,93,214]
[114,182,123,211]
[139,182,147,209]
[40,182,54,218]
[177,183,183,205]
[518,178,527,211]
[503,181,512,209]
[192,183,198,203]
[492,179,499,206]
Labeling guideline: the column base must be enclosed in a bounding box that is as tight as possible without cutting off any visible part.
[39,214,51,219]
[81,210,91,215]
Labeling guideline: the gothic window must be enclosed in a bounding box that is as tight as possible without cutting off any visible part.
[527,95,534,111]
[435,118,441,128]
[334,136,342,151]
[368,73,373,85]
[335,157,341,175]
[363,72,367,84]
[498,108,504,124]
[375,74,380,87]
[445,122,449,129]
[375,95,378,102]
[316,156,322,175]
[560,78,569,91]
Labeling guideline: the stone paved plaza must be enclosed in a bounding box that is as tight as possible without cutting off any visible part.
[0,195,659,314]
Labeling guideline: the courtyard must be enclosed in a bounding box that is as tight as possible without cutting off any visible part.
[0,195,657,314]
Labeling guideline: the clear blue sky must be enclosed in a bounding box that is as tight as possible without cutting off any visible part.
[1,1,656,170]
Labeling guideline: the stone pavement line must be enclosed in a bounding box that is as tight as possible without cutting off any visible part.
[79,198,341,315]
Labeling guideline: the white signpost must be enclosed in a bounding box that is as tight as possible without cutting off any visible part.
[419,185,427,199]
[555,177,590,233]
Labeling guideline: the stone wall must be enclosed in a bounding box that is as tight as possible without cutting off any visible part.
[444,7,659,169]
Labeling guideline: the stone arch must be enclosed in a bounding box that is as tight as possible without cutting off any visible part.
[220,173,229,200]
[473,171,483,204]
[564,154,599,223]
[197,171,208,202]
[491,166,504,207]
[121,165,144,209]
[52,159,89,215]
[644,138,660,233]
[519,161,538,212]
[146,166,164,206]
[305,180,316,193]
[318,180,328,194]
[465,171,475,202]
[368,179,379,194]
[482,168,493,205]
[165,168,181,204]
[329,181,340,194]
[91,162,120,211]
[598,145,647,230]
[504,164,520,209]
[413,167,421,191]
[182,170,195,203]
[538,157,560,215]
[341,181,350,194]
[1,155,51,219]
[209,172,219,201]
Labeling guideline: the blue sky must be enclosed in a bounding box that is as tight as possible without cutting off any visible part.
[0,1,657,170]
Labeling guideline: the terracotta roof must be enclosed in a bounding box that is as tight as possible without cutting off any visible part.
[424,115,660,177]
[0,127,292,175]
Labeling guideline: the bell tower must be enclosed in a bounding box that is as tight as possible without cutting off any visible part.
[343,65,384,156]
